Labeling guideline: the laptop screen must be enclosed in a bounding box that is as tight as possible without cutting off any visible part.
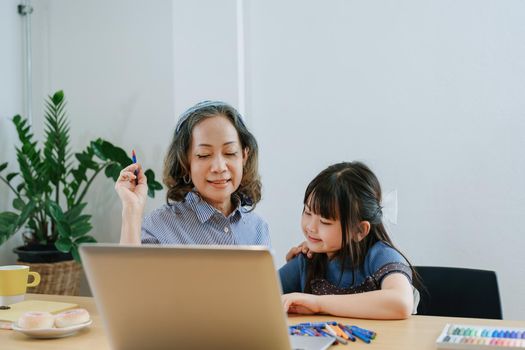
[80,244,296,350]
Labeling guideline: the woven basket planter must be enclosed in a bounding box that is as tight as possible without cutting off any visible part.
[17,260,82,296]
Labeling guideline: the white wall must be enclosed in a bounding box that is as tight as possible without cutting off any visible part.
[247,0,525,320]
[172,0,240,115]
[30,0,176,245]
[3,0,525,319]
[0,0,25,264]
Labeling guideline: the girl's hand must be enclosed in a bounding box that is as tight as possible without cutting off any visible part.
[115,163,148,212]
[285,241,313,262]
[282,293,321,314]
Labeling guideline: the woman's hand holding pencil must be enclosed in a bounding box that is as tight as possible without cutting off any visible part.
[116,150,149,244]
[115,154,148,213]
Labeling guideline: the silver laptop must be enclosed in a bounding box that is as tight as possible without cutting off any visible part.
[80,244,334,350]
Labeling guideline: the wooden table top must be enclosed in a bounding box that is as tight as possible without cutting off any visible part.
[1,294,524,350]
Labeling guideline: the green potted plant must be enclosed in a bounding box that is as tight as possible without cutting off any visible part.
[0,90,162,294]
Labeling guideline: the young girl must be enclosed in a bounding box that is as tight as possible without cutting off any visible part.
[279,161,417,320]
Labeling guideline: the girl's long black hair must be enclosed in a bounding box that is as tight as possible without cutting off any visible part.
[303,161,417,293]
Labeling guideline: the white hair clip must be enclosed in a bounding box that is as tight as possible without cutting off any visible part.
[381,189,398,225]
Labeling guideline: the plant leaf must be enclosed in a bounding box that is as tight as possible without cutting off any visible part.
[74,235,96,244]
[0,212,18,230]
[16,183,25,192]
[0,162,7,172]
[100,141,131,166]
[72,168,87,183]
[104,162,122,181]
[144,169,163,198]
[6,172,18,183]
[43,90,70,189]
[64,202,87,221]
[70,222,92,237]
[56,221,72,237]
[0,212,22,244]
[12,115,44,191]
[75,152,98,170]
[71,214,91,226]
[71,246,81,263]
[90,139,107,161]
[27,218,38,232]
[55,236,72,253]
[16,201,36,227]
[47,201,64,221]
[51,90,64,105]
[12,198,25,211]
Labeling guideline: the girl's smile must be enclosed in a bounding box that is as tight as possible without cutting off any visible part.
[306,235,322,243]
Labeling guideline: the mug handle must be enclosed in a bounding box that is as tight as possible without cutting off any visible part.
[27,271,41,287]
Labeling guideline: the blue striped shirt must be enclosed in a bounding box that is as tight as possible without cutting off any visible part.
[141,191,270,246]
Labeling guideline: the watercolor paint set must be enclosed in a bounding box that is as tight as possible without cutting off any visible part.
[436,324,525,349]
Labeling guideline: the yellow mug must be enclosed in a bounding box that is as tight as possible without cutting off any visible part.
[0,265,40,306]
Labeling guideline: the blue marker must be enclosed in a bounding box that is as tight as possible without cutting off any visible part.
[301,328,316,336]
[313,327,331,337]
[350,328,372,344]
[298,322,331,328]
[351,325,377,339]
[132,149,138,185]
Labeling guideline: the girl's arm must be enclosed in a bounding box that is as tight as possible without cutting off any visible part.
[282,273,414,320]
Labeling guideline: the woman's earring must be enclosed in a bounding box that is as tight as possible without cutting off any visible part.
[183,174,191,184]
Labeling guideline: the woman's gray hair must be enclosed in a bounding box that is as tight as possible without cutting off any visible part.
[163,101,262,209]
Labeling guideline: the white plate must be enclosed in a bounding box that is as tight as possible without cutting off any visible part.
[12,319,92,339]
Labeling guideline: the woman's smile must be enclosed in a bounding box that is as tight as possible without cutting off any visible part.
[207,178,231,188]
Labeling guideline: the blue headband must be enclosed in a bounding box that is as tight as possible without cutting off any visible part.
[175,100,246,134]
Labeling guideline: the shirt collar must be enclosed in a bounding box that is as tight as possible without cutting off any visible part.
[185,191,243,223]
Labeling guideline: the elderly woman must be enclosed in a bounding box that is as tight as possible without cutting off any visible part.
[116,101,269,246]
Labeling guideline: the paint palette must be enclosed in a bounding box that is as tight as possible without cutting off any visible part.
[436,324,525,349]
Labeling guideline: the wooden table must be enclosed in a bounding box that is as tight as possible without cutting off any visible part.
[2,294,525,349]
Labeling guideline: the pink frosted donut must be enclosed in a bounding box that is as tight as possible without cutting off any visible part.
[18,311,55,330]
[54,308,90,328]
